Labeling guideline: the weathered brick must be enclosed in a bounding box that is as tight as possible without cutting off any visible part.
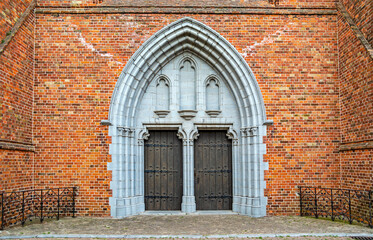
[0,0,372,218]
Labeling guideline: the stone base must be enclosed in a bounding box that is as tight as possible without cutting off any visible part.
[110,196,144,218]
[181,196,196,213]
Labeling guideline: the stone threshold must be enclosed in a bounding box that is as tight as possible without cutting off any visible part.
[142,210,238,215]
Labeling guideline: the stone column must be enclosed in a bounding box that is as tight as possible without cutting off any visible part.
[240,127,249,214]
[178,127,198,213]
[227,127,239,212]
[136,129,149,213]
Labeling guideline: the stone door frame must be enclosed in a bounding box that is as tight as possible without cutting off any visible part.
[107,17,272,218]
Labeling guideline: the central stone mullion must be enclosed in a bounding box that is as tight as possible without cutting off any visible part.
[179,127,198,213]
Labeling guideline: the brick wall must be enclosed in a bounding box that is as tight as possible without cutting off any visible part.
[34,13,339,216]
[0,12,34,145]
[36,0,337,8]
[341,0,373,47]
[1,0,371,216]
[36,0,273,7]
[0,150,34,191]
[277,0,336,8]
[338,5,373,190]
[0,11,35,191]
[0,0,33,42]
[340,150,373,190]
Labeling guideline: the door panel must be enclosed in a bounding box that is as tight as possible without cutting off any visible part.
[144,130,183,210]
[194,131,232,210]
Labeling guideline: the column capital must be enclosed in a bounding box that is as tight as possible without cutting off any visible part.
[117,126,135,137]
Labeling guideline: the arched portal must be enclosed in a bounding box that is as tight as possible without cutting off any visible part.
[107,17,271,218]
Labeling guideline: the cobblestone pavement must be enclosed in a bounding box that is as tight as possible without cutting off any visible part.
[0,215,372,238]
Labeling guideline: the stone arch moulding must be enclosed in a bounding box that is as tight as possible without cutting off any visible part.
[106,17,272,218]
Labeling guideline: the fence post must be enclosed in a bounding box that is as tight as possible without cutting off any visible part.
[40,189,43,223]
[369,190,372,228]
[21,191,25,226]
[72,187,76,218]
[315,187,318,218]
[331,189,334,221]
[300,186,303,216]
[348,190,352,224]
[1,192,4,230]
[57,188,60,221]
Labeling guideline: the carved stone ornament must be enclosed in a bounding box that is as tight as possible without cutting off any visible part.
[178,110,198,120]
[154,110,170,118]
[205,110,221,118]
[248,127,258,137]
[117,127,135,137]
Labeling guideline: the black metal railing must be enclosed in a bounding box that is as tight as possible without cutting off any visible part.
[0,187,77,230]
[300,186,372,228]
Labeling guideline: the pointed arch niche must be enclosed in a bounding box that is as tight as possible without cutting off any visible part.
[107,17,272,218]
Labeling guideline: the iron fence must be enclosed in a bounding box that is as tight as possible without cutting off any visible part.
[0,187,77,230]
[300,186,372,228]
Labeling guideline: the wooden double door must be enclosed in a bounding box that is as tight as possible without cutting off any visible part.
[144,130,232,211]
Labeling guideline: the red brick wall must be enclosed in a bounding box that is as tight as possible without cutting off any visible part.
[0,12,34,145]
[277,0,336,8]
[340,150,373,190]
[0,150,34,191]
[341,0,373,47]
[34,14,339,216]
[338,6,373,191]
[36,0,337,8]
[0,0,33,41]
[0,11,35,192]
[338,12,373,144]
[36,0,272,7]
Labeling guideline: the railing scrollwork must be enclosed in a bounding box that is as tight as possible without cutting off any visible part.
[0,187,77,230]
[300,186,372,228]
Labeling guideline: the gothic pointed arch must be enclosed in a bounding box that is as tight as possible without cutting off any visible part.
[107,17,270,218]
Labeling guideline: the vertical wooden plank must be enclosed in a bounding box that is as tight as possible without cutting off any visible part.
[211,131,217,210]
[154,131,161,210]
[216,131,223,210]
[222,132,228,210]
[160,132,167,210]
[228,135,232,209]
[203,132,210,210]
[167,131,173,210]
[150,131,156,210]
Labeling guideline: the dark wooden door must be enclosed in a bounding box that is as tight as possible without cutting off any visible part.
[194,131,232,210]
[144,130,183,210]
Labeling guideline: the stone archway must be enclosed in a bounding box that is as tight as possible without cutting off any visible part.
[107,17,271,218]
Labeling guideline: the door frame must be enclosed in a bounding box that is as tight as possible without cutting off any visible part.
[194,130,234,210]
[144,130,183,210]
[139,123,238,213]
